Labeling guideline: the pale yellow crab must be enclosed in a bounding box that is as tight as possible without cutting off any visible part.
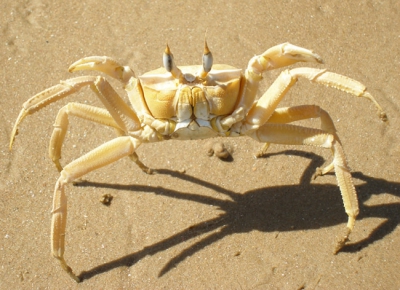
[9,42,387,282]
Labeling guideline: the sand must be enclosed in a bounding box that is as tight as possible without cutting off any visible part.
[1,1,399,289]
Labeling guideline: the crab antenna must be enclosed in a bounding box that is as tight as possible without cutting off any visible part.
[200,40,213,78]
[163,44,182,79]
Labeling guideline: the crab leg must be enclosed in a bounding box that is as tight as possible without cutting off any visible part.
[69,56,151,119]
[242,68,386,134]
[50,102,152,174]
[52,136,140,282]
[222,43,323,128]
[68,56,135,84]
[9,76,141,149]
[256,105,339,175]
[49,102,121,171]
[267,105,338,133]
[249,123,358,253]
[242,69,297,131]
[290,67,387,121]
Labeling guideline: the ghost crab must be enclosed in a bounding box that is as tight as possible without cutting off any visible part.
[10,42,386,282]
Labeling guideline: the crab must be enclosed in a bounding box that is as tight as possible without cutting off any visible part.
[9,42,387,282]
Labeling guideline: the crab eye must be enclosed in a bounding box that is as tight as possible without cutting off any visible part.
[202,41,213,73]
[163,44,174,72]
[163,44,182,79]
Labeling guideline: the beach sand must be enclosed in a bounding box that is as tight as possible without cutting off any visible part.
[1,1,399,289]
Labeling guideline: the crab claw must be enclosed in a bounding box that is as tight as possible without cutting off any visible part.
[249,42,323,75]
[69,56,135,84]
[275,42,324,64]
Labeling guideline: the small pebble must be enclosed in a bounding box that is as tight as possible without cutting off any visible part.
[100,194,113,206]
[205,141,231,159]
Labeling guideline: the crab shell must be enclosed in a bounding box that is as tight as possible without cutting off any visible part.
[138,65,243,139]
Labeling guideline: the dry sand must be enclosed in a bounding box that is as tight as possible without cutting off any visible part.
[1,1,399,289]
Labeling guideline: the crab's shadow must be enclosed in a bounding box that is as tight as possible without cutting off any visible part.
[76,150,399,282]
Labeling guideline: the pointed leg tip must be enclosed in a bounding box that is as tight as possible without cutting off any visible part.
[9,134,17,151]
[312,167,325,180]
[59,257,81,282]
[334,237,348,254]
[10,109,28,150]
[71,273,81,283]
[380,112,388,122]
[334,226,352,254]
[334,235,349,254]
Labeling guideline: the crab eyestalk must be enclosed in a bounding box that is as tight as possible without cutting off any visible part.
[200,40,213,78]
[163,44,182,79]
